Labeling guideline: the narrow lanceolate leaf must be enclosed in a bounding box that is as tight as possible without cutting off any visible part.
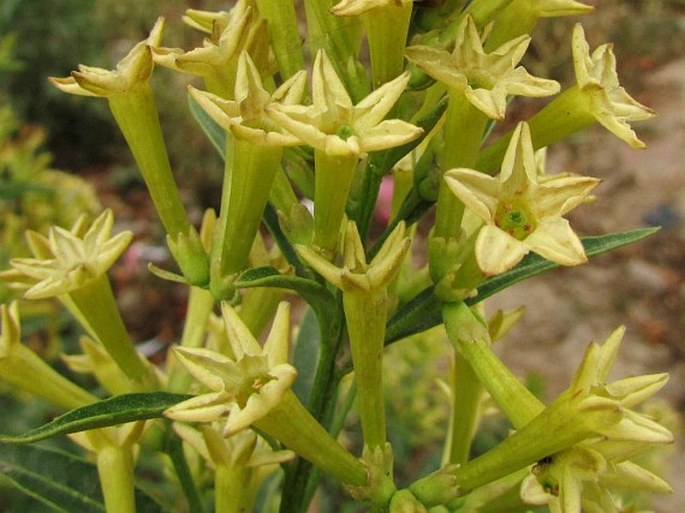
[0,444,166,513]
[385,227,659,344]
[0,393,191,444]
[188,93,226,159]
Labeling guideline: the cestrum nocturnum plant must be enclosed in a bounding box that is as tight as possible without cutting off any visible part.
[405,14,560,121]
[165,301,367,487]
[519,326,673,513]
[444,122,600,275]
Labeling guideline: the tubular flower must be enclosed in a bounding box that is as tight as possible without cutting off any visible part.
[570,23,655,148]
[165,301,368,487]
[152,1,270,98]
[5,210,156,388]
[49,19,163,98]
[520,326,672,513]
[165,301,297,435]
[444,122,599,275]
[267,50,422,157]
[405,15,559,120]
[8,209,132,299]
[174,422,294,512]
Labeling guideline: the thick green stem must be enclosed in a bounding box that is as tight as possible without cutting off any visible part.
[97,446,136,513]
[364,3,413,88]
[344,289,389,449]
[168,285,214,393]
[108,86,190,238]
[256,390,368,486]
[219,139,283,276]
[0,344,97,409]
[445,349,483,465]
[215,464,249,513]
[433,92,489,242]
[442,301,543,428]
[476,86,596,173]
[313,152,359,258]
[69,276,157,389]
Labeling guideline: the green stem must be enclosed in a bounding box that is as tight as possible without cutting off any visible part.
[280,302,345,513]
[476,86,596,173]
[97,446,136,513]
[108,86,190,238]
[0,344,98,409]
[433,91,489,242]
[442,301,543,428]
[462,0,515,28]
[168,285,214,393]
[212,138,283,298]
[445,348,483,465]
[344,289,389,449]
[256,390,368,487]
[215,464,249,513]
[68,276,157,389]
[363,3,413,88]
[302,0,368,101]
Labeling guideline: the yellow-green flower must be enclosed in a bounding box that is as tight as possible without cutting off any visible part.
[519,326,672,513]
[297,222,410,448]
[6,210,157,388]
[9,209,132,299]
[165,302,297,435]
[267,50,422,157]
[153,1,270,98]
[174,422,294,512]
[405,15,559,120]
[188,51,307,147]
[444,122,599,275]
[166,301,367,486]
[571,23,655,148]
[49,19,163,97]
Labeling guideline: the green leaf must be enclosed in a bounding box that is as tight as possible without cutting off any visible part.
[188,94,225,160]
[0,444,165,513]
[291,307,322,405]
[0,393,191,444]
[385,227,659,344]
[234,264,335,322]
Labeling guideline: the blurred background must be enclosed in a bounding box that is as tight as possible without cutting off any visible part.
[1,0,684,511]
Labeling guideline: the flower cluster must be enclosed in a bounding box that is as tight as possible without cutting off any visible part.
[0,1,673,513]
